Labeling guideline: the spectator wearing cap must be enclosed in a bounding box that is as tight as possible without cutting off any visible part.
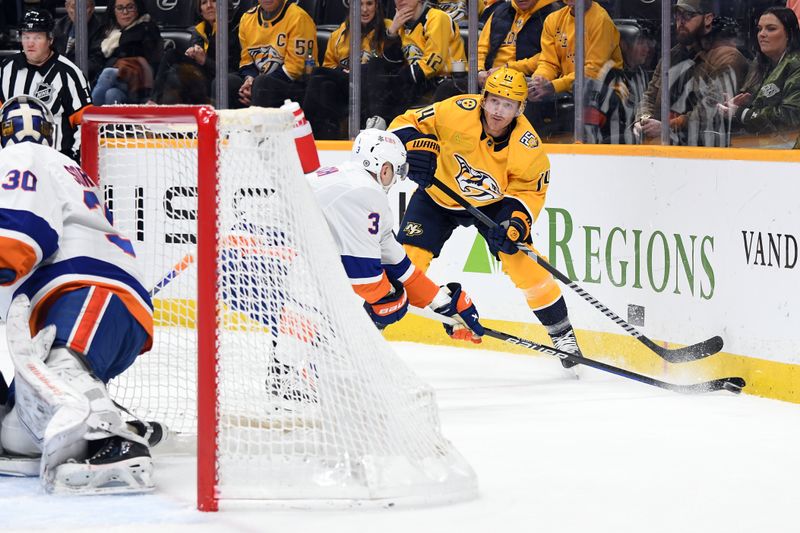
[633,0,748,146]
[0,9,92,160]
[53,0,105,82]
[719,6,800,145]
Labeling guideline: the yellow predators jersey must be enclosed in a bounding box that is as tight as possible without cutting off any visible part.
[398,7,466,78]
[323,19,393,69]
[533,3,622,93]
[389,95,550,221]
[477,0,558,74]
[238,3,317,79]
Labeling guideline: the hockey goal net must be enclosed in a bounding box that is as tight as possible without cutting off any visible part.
[80,105,476,510]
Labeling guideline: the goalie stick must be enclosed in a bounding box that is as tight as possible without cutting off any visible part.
[414,308,744,395]
[427,176,724,364]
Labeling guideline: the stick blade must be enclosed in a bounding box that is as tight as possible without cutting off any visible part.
[652,335,724,363]
[675,376,745,394]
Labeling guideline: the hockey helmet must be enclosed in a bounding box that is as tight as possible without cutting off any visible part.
[482,67,528,116]
[20,9,55,36]
[352,128,409,192]
[0,95,56,148]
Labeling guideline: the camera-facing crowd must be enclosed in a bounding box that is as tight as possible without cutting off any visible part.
[2,0,800,154]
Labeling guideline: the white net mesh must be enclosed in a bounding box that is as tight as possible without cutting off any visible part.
[94,106,476,504]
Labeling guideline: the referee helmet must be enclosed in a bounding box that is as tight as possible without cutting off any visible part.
[20,9,55,36]
[0,95,56,148]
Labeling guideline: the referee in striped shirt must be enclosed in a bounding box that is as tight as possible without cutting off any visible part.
[0,9,92,161]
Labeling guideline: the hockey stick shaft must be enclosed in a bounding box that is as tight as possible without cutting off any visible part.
[149,253,195,297]
[480,326,744,394]
[427,177,723,363]
[413,307,743,394]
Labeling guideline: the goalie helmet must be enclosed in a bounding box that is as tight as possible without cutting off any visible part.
[0,95,56,148]
[351,128,409,192]
[482,67,528,116]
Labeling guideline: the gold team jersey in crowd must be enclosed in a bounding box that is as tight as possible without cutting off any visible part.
[477,0,559,74]
[389,95,550,222]
[323,19,393,69]
[533,2,622,93]
[238,2,317,79]
[398,7,466,78]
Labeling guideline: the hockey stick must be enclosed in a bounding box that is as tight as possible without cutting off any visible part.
[414,308,744,395]
[427,176,724,364]
[149,252,195,297]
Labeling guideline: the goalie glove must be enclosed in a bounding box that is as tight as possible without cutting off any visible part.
[405,137,440,188]
[364,277,409,329]
[431,283,484,343]
[486,199,532,257]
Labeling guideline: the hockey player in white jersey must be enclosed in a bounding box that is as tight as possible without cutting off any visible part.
[308,129,484,342]
[0,95,156,494]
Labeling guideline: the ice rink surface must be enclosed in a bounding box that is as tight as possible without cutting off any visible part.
[2,340,798,533]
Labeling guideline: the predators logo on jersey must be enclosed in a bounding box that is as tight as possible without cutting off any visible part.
[249,45,284,74]
[453,154,501,201]
[403,43,424,64]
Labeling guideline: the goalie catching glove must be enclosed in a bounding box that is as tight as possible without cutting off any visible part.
[430,283,484,343]
[364,277,409,329]
[404,137,440,188]
[485,199,532,257]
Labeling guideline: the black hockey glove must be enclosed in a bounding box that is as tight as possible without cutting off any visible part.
[485,200,532,257]
[405,137,440,188]
[364,278,409,329]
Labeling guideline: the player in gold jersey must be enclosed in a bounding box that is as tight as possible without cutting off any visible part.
[388,67,583,367]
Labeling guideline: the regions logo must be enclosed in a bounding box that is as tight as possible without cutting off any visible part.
[33,82,53,103]
[519,131,539,148]
[453,154,501,201]
[157,0,178,9]
[455,97,477,111]
[403,221,424,237]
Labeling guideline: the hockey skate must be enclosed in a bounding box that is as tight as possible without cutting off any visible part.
[265,358,319,406]
[50,435,154,495]
[127,420,169,448]
[550,327,583,379]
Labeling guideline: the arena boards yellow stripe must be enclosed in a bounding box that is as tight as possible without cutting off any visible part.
[383,314,800,404]
[318,140,800,162]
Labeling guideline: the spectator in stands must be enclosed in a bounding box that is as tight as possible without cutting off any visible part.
[302,0,401,139]
[91,0,163,105]
[0,9,92,161]
[377,0,465,119]
[476,0,561,87]
[790,0,800,22]
[150,0,217,105]
[231,0,316,109]
[528,0,623,102]
[583,19,655,144]
[426,0,484,23]
[433,0,560,102]
[633,0,748,146]
[53,0,105,82]
[525,0,622,138]
[718,6,800,142]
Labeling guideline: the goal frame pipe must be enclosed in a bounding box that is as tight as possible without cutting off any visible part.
[81,105,221,511]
